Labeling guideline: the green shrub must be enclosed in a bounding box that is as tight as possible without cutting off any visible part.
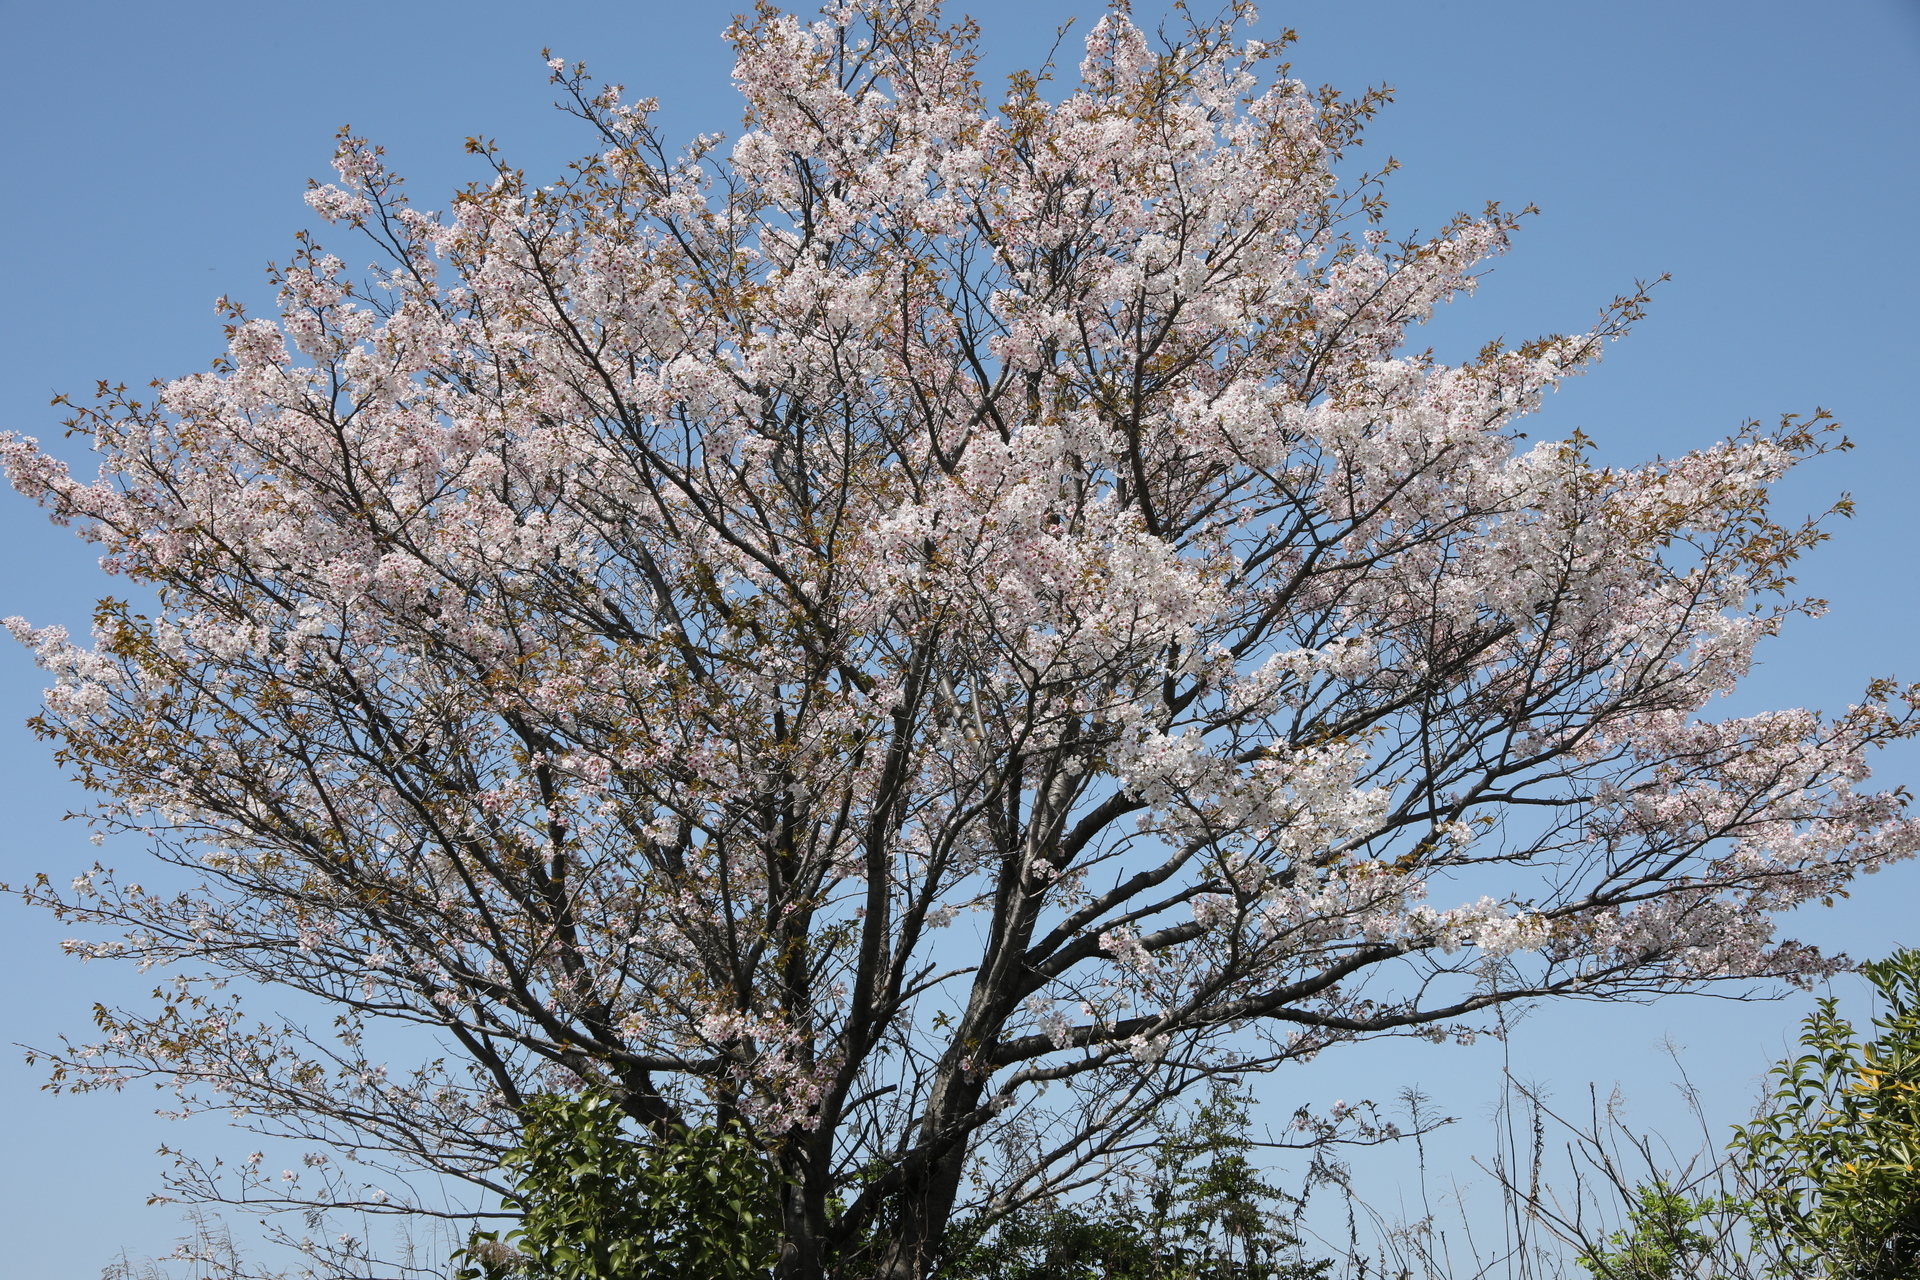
[455,1093,779,1280]
[1731,949,1920,1279]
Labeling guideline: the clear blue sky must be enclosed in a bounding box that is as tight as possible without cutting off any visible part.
[2,1,1917,1273]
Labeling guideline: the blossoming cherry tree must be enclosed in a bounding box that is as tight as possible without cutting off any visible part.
[4,4,1916,1277]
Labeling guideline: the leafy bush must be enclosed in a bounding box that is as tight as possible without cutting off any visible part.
[1573,1181,1746,1280]
[1730,949,1920,1278]
[455,1093,779,1280]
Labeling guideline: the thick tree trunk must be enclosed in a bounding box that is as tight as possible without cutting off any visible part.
[874,1115,975,1278]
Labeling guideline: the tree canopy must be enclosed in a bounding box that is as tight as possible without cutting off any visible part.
[4,3,1916,1277]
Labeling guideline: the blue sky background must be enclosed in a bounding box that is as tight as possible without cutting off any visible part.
[1,0,1917,1273]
